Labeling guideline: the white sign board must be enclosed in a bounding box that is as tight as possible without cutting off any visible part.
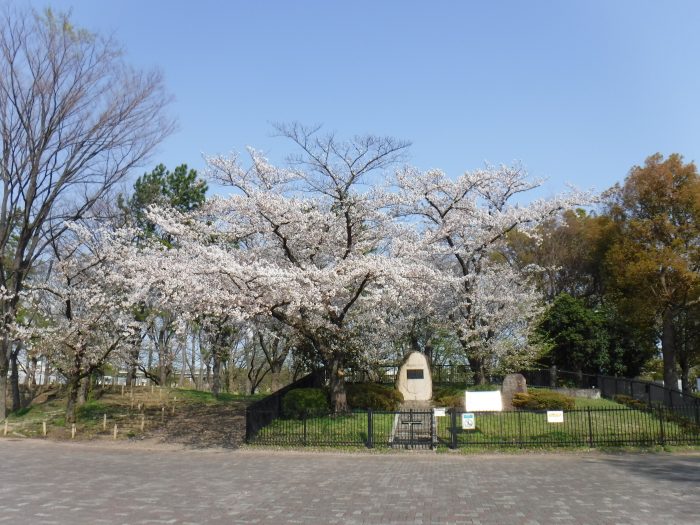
[465,391,503,412]
[547,410,564,423]
[433,408,446,417]
[462,413,475,430]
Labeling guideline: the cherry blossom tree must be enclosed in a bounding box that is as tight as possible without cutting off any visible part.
[394,165,589,382]
[25,227,143,422]
[0,7,173,418]
[112,125,436,412]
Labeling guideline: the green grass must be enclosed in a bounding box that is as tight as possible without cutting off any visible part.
[172,388,265,404]
[438,407,696,448]
[252,404,699,449]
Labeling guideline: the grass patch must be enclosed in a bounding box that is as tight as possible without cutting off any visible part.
[172,388,264,404]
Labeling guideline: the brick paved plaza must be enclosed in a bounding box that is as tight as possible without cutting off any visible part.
[0,440,698,524]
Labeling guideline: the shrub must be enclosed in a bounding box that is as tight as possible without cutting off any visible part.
[434,386,464,409]
[346,383,403,411]
[613,394,648,410]
[282,388,330,419]
[467,383,501,392]
[512,390,575,410]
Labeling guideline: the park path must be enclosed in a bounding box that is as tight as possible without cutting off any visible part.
[1,439,698,524]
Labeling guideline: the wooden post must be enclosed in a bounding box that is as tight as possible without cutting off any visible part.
[161,406,164,422]
[3,420,7,436]
[140,414,145,431]
[103,414,107,430]
[151,385,154,394]
[42,421,47,437]
[113,424,118,440]
[71,424,76,439]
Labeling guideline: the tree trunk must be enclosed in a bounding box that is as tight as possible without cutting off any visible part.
[10,350,21,412]
[211,351,221,397]
[0,336,10,420]
[468,355,487,385]
[679,353,691,395]
[329,354,348,413]
[662,307,678,390]
[77,376,89,406]
[159,352,168,387]
[65,378,81,423]
[126,344,139,387]
[270,365,282,393]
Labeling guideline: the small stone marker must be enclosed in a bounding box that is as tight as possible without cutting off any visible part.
[113,424,118,439]
[3,420,7,436]
[501,373,528,410]
[103,413,107,430]
[140,414,145,431]
[396,351,432,401]
[71,424,76,439]
[42,421,47,436]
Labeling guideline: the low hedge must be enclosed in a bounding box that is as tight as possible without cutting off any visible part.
[434,386,464,409]
[512,390,575,410]
[613,394,648,410]
[346,383,403,411]
[282,388,330,419]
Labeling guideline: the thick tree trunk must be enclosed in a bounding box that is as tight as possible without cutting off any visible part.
[126,345,139,387]
[468,355,487,385]
[65,378,81,423]
[269,366,282,393]
[10,351,21,412]
[661,308,678,390]
[77,376,89,406]
[329,354,348,413]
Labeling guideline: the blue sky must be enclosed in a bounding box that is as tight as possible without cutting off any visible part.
[43,0,700,198]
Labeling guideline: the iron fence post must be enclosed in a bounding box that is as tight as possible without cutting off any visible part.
[517,410,523,448]
[303,413,307,447]
[658,407,665,446]
[245,408,251,443]
[450,409,457,449]
[409,409,414,448]
[696,405,700,428]
[587,406,594,448]
[430,410,435,450]
[367,409,374,449]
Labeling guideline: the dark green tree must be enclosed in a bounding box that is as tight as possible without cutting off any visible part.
[119,163,208,236]
[537,293,609,377]
[118,163,207,386]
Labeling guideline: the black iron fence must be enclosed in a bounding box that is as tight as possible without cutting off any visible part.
[247,406,700,448]
[245,371,322,442]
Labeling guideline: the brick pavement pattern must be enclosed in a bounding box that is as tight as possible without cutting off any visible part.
[0,440,698,524]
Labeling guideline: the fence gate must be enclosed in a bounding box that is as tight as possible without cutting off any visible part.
[389,409,436,449]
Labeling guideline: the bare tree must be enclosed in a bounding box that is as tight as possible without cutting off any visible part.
[0,7,175,418]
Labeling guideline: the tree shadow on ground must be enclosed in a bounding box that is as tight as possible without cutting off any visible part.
[152,401,248,449]
[594,452,700,487]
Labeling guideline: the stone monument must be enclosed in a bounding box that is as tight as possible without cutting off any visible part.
[396,351,432,401]
[501,373,527,410]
